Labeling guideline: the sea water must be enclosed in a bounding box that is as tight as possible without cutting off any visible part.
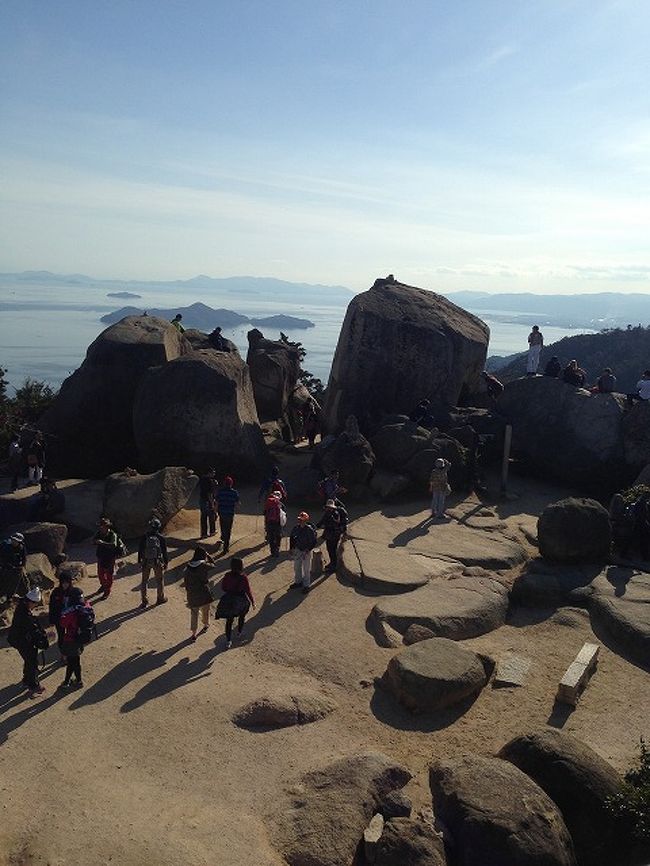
[0,280,592,391]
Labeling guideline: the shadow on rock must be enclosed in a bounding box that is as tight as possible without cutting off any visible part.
[369,684,480,733]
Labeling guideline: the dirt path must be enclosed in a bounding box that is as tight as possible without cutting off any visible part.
[1,462,648,865]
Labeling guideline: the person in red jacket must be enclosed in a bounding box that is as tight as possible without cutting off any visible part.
[218,557,255,649]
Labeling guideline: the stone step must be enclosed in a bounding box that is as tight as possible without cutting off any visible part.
[556,642,599,706]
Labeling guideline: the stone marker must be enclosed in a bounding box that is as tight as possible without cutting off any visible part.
[556,642,599,706]
[493,653,532,688]
[364,812,385,864]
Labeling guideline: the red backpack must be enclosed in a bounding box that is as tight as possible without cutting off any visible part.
[265,495,281,522]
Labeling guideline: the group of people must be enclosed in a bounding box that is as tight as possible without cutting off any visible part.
[7,429,47,491]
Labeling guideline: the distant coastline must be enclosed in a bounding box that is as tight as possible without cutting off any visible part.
[107,291,142,299]
[99,302,315,330]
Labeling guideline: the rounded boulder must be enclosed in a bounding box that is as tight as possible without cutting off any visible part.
[538,498,611,563]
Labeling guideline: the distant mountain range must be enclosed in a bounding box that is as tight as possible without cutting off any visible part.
[100,302,314,330]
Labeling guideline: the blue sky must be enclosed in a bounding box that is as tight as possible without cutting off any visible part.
[1,0,649,292]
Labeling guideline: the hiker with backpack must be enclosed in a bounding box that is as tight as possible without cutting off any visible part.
[198,468,218,538]
[7,587,47,696]
[138,517,169,608]
[216,475,240,554]
[216,556,255,649]
[316,499,348,573]
[93,517,119,599]
[184,546,216,641]
[258,465,287,504]
[49,570,84,656]
[264,491,286,558]
[58,596,95,689]
[289,511,318,594]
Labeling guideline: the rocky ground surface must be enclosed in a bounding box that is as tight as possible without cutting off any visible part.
[1,452,648,866]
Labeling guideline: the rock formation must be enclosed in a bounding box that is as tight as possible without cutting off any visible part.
[132,350,267,477]
[538,498,612,563]
[323,277,489,433]
[39,316,189,477]
[232,690,337,729]
[246,328,301,429]
[4,521,67,563]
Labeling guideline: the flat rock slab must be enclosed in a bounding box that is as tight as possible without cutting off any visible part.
[382,637,488,712]
[349,512,527,570]
[587,571,650,666]
[340,537,459,593]
[371,576,509,642]
[232,691,337,729]
[494,653,531,687]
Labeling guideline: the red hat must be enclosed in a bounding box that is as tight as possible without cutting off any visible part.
[298,511,309,521]
[223,475,234,487]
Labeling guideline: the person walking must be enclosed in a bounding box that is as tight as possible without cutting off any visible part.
[198,468,218,538]
[49,570,83,657]
[526,326,544,375]
[26,431,46,484]
[58,602,85,689]
[7,587,47,696]
[216,556,255,649]
[429,457,452,520]
[216,475,240,554]
[138,517,168,608]
[8,433,22,492]
[264,492,285,557]
[93,517,118,599]
[0,532,28,597]
[184,546,215,641]
[303,402,320,448]
[289,512,318,594]
[316,499,348,573]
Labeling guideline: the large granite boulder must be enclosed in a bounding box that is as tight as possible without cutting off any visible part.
[538,498,611,563]
[182,328,239,354]
[103,467,198,539]
[430,756,576,866]
[499,729,623,866]
[3,522,67,563]
[39,316,188,477]
[132,350,267,477]
[496,376,650,490]
[271,752,411,866]
[1,552,55,603]
[382,638,489,712]
[246,328,301,424]
[375,818,447,865]
[587,569,650,666]
[324,277,489,434]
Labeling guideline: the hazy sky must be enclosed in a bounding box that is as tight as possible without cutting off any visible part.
[1,0,649,293]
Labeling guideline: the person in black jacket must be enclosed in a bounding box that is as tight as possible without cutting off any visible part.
[137,518,169,608]
[0,532,28,597]
[316,499,348,573]
[198,468,218,538]
[289,512,318,594]
[49,570,83,655]
[8,587,46,695]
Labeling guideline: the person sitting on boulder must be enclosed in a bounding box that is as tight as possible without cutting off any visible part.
[216,475,240,555]
[93,517,118,599]
[481,371,504,401]
[592,367,617,394]
[32,477,66,521]
[316,499,348,573]
[0,532,28,597]
[318,469,347,503]
[171,313,185,333]
[526,325,544,375]
[263,492,285,558]
[198,468,218,538]
[289,511,318,594]
[627,370,650,406]
[544,356,561,378]
[429,457,452,520]
[138,517,169,608]
[562,359,586,388]
[258,466,287,504]
[408,399,434,428]
[208,326,228,351]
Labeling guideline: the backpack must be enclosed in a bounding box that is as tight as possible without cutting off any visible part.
[144,533,162,562]
[76,602,96,645]
[265,496,281,523]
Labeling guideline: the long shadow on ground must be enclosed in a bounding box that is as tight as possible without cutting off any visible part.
[119,645,218,712]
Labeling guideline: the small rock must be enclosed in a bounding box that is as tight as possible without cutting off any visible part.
[493,653,531,688]
[364,812,385,863]
[403,623,435,645]
[232,691,337,729]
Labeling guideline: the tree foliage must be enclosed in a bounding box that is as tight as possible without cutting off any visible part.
[606,738,650,844]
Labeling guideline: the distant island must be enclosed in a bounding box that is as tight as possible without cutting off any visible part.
[100,301,315,330]
[107,291,142,299]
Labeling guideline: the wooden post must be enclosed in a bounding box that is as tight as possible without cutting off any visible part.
[501,424,512,495]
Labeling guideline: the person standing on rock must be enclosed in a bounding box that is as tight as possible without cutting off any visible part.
[429,457,452,520]
[26,430,46,484]
[0,532,28,597]
[289,511,318,593]
[303,402,320,448]
[8,433,22,492]
[93,517,118,599]
[171,313,185,333]
[258,465,287,504]
[264,492,285,557]
[198,468,218,538]
[7,587,47,696]
[316,499,348,573]
[526,326,543,376]
[138,517,169,608]
[216,475,240,554]
[216,556,255,648]
[183,546,216,641]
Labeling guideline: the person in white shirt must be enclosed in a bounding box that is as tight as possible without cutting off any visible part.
[628,370,650,406]
[526,326,544,375]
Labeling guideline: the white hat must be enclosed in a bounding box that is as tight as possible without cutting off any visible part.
[26,588,42,603]
[435,458,446,468]
[325,499,336,508]
[10,532,25,543]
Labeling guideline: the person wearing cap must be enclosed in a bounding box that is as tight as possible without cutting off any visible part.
[198,468,218,538]
[0,532,28,597]
[93,517,119,599]
[183,546,216,641]
[49,569,83,656]
[289,512,318,593]
[7,587,46,696]
[316,499,348,573]
[263,491,285,558]
[429,457,452,520]
[137,517,169,608]
[216,475,240,555]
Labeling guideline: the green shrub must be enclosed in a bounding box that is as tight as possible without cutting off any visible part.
[606,738,650,844]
